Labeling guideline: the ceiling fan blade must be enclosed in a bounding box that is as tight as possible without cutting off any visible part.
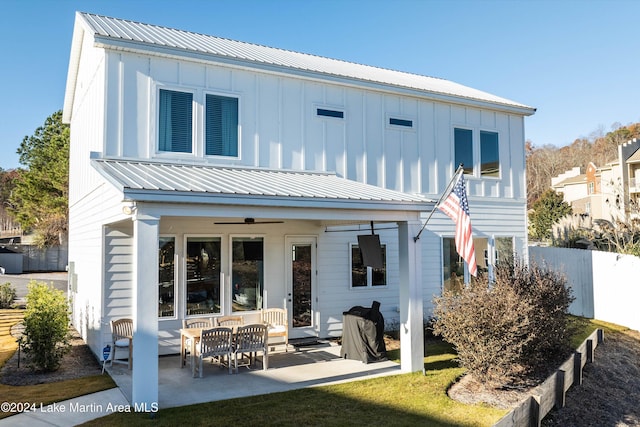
[214,218,284,225]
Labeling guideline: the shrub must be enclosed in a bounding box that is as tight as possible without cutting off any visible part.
[433,275,535,384]
[0,282,16,308]
[500,259,576,371]
[22,281,71,372]
[433,259,575,385]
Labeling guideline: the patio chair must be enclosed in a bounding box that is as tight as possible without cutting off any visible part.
[110,318,133,369]
[215,315,244,328]
[195,327,234,377]
[182,318,214,366]
[233,324,268,372]
[261,308,289,352]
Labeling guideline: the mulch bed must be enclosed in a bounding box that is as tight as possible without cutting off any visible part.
[0,326,103,386]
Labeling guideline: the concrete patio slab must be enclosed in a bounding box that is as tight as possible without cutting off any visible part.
[109,340,401,408]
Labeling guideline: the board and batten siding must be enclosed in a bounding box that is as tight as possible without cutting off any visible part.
[101,51,526,201]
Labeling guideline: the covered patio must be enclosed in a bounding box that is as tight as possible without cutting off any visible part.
[105,340,401,408]
[90,159,431,408]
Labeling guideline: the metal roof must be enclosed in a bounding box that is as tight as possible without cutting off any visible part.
[73,12,534,115]
[92,159,432,210]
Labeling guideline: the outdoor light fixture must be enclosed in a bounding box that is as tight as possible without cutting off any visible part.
[122,203,137,215]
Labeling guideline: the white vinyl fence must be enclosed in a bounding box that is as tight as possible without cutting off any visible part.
[529,246,639,332]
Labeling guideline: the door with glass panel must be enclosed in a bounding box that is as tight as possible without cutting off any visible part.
[286,237,317,339]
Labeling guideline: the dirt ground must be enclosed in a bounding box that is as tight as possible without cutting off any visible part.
[448,329,640,426]
[0,327,103,385]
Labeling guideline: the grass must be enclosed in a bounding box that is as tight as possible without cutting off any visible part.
[83,338,507,427]
[0,309,611,426]
[0,309,116,420]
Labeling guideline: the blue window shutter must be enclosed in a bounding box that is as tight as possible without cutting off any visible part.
[159,90,192,153]
[206,95,238,156]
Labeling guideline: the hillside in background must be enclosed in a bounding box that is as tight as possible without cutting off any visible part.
[526,122,640,208]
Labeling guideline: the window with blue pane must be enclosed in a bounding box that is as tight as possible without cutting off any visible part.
[454,128,473,175]
[480,131,499,177]
[206,94,238,157]
[159,89,193,153]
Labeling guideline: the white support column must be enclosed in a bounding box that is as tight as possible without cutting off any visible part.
[132,211,159,410]
[397,220,424,373]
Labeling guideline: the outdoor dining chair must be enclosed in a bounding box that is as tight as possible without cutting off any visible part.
[194,327,234,377]
[261,308,289,352]
[233,324,268,372]
[215,315,244,327]
[110,318,133,369]
[182,318,214,367]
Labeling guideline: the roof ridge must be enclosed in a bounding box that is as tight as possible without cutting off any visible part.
[78,11,447,83]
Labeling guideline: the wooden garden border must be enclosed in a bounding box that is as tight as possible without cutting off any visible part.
[493,328,604,427]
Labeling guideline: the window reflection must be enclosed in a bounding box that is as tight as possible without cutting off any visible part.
[186,237,221,315]
[158,237,175,317]
[232,237,264,312]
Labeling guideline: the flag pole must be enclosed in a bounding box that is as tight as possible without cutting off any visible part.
[413,164,464,242]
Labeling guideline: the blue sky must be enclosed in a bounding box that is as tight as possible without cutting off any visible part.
[1,0,639,170]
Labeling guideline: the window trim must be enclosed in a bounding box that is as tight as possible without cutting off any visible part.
[184,234,224,318]
[453,126,474,176]
[156,87,197,158]
[349,242,388,289]
[154,85,242,161]
[204,90,241,160]
[479,129,500,179]
[453,126,501,179]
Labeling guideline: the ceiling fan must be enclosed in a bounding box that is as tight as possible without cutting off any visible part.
[214,217,284,225]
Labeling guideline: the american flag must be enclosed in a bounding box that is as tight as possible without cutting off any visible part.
[437,171,477,276]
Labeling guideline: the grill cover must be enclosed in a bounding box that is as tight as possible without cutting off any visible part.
[340,301,387,363]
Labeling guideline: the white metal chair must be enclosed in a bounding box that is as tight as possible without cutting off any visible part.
[261,308,289,352]
[194,327,234,377]
[182,318,214,366]
[233,324,268,372]
[110,318,133,369]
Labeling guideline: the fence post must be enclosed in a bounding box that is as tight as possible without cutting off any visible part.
[530,395,541,427]
[555,369,566,409]
[586,339,594,363]
[573,351,582,386]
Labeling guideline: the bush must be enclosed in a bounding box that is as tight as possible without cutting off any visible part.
[22,281,71,372]
[433,259,575,385]
[0,282,16,308]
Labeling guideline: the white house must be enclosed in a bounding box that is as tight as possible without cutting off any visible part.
[62,12,535,407]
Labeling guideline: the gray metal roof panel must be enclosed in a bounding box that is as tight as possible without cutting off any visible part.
[92,159,431,205]
[77,12,534,113]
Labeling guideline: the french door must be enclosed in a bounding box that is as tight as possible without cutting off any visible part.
[286,236,317,339]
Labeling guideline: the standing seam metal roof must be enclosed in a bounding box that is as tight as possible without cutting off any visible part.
[76,12,534,113]
[92,159,431,205]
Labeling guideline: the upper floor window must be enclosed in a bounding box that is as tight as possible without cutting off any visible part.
[316,108,344,119]
[159,89,193,153]
[480,131,499,177]
[454,128,473,175]
[454,127,500,177]
[588,182,595,194]
[206,94,239,157]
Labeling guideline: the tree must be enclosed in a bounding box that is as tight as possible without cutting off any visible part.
[528,189,572,241]
[9,111,69,247]
[0,168,21,234]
